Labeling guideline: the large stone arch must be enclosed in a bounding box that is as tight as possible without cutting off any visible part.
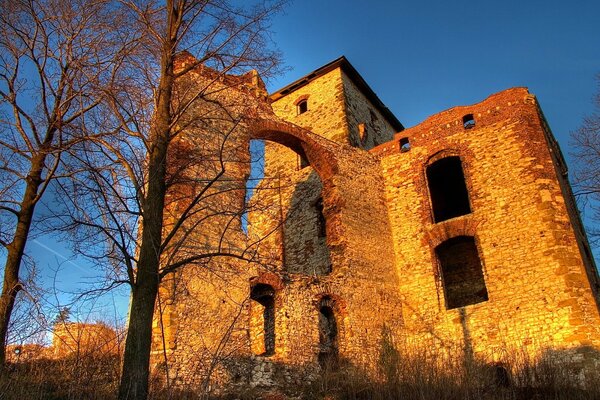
[247,118,340,181]
[247,118,344,251]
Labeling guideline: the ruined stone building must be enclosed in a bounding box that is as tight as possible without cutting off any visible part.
[152,55,600,389]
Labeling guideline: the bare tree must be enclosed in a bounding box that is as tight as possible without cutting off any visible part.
[0,0,130,365]
[6,260,48,350]
[53,1,283,398]
[571,75,600,247]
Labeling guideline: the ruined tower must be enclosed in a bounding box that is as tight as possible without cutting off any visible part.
[153,56,600,390]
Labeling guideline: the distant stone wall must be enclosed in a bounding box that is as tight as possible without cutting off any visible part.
[53,323,119,356]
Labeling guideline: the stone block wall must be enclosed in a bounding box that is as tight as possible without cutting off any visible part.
[340,71,396,149]
[242,65,404,376]
[373,87,600,370]
[155,56,600,392]
[150,56,275,387]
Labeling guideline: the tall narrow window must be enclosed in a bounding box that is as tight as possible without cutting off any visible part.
[318,298,338,369]
[426,156,471,222]
[436,236,488,309]
[250,284,275,356]
[315,197,326,238]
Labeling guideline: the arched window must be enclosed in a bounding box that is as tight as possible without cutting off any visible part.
[297,99,308,115]
[463,114,476,129]
[250,284,275,355]
[318,297,338,369]
[399,137,410,152]
[436,236,488,309]
[426,156,471,222]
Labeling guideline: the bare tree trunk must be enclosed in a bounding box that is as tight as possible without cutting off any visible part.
[117,268,160,399]
[118,33,174,399]
[0,152,48,365]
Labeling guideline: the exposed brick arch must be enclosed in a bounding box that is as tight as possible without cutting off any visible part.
[312,292,347,315]
[426,148,462,166]
[250,272,284,291]
[425,216,481,249]
[293,94,310,106]
[248,118,340,181]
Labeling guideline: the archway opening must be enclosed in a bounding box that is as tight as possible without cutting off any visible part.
[250,283,275,356]
[247,125,334,275]
[318,298,338,369]
[435,236,488,309]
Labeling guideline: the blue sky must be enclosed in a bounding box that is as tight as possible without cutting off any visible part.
[5,0,600,325]
[267,1,600,144]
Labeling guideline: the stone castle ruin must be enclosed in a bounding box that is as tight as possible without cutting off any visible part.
[151,55,600,390]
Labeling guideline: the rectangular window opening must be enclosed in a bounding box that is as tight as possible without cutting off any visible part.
[436,236,488,309]
[426,156,471,222]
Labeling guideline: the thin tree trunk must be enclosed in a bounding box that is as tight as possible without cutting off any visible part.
[117,143,167,398]
[118,30,175,399]
[117,264,160,399]
[0,153,46,365]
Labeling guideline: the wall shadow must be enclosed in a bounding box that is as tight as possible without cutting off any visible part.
[282,169,332,276]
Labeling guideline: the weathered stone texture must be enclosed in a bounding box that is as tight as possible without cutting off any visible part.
[340,71,396,149]
[154,57,600,392]
[374,87,600,365]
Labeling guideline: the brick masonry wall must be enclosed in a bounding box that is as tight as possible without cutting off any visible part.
[150,58,274,387]
[247,145,403,374]
[246,66,404,374]
[340,71,396,149]
[374,87,600,371]
[157,55,600,392]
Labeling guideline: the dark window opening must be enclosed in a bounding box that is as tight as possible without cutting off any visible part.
[251,284,275,356]
[400,137,411,152]
[297,99,308,115]
[494,364,511,387]
[318,300,338,369]
[436,236,488,309]
[426,156,471,222]
[463,114,475,129]
[316,197,326,238]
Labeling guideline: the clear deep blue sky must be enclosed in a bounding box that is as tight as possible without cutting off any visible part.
[268,0,600,144]
[8,0,600,324]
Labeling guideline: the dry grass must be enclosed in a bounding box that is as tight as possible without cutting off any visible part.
[0,353,120,400]
[2,343,599,400]
[303,341,600,400]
